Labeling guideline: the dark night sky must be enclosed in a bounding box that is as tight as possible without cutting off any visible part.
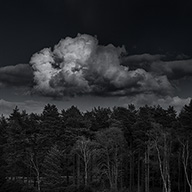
[1,0,192,65]
[0,0,192,115]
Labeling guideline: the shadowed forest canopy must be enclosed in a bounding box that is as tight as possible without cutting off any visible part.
[0,101,192,192]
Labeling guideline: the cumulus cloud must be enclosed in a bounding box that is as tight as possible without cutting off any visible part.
[30,34,173,97]
[0,64,33,87]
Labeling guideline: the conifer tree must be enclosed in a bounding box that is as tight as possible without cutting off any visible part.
[0,115,7,186]
[42,145,64,192]
[40,104,62,149]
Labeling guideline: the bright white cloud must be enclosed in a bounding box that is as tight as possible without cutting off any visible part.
[30,34,173,97]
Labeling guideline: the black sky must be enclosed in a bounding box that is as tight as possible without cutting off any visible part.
[0,0,192,66]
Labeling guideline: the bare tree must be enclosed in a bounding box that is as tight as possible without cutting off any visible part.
[74,136,97,186]
[96,127,125,190]
[178,138,192,192]
[25,150,41,192]
[149,123,171,192]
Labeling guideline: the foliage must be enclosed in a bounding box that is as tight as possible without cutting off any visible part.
[0,181,24,192]
[42,145,64,191]
[1,100,192,192]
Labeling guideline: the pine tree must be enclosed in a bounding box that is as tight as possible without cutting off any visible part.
[40,104,62,150]
[42,145,64,192]
[89,107,111,131]
[5,107,27,180]
[0,115,7,186]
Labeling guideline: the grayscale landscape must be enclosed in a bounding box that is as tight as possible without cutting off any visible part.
[0,0,192,192]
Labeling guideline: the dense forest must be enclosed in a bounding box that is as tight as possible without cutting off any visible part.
[1,101,192,192]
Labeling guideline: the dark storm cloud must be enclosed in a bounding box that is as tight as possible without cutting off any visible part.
[30,34,173,98]
[122,54,165,71]
[151,59,192,80]
[123,54,192,80]
[0,64,33,88]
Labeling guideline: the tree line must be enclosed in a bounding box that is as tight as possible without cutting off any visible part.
[1,101,192,192]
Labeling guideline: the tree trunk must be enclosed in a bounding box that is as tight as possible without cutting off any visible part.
[90,154,93,184]
[141,159,145,192]
[130,153,133,191]
[156,142,168,192]
[184,175,186,192]
[27,175,29,186]
[114,144,118,190]
[73,154,77,185]
[34,176,37,187]
[30,152,41,192]
[120,154,123,189]
[137,152,140,192]
[145,144,150,192]
[147,145,150,192]
[77,154,80,187]
[84,161,88,186]
[37,172,41,192]
[145,150,148,192]
[133,154,135,190]
[130,155,132,191]
[178,151,180,192]
[180,140,192,192]
[66,153,69,185]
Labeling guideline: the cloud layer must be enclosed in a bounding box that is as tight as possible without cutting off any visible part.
[0,64,33,88]
[122,93,191,112]
[0,34,191,112]
[30,34,172,97]
[0,99,45,117]
[123,54,192,80]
